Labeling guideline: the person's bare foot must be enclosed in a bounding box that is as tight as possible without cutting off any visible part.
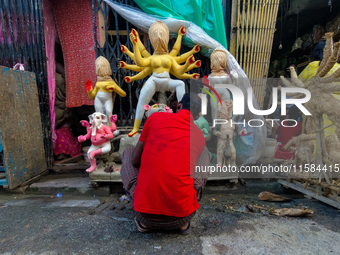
[179,222,191,235]
[180,222,189,231]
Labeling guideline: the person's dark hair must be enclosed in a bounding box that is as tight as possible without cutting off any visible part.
[180,92,201,118]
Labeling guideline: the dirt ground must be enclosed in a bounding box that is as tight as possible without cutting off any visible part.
[0,180,339,255]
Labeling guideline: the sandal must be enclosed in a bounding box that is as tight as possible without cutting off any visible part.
[134,217,150,233]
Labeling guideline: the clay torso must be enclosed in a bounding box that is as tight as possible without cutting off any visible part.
[95,81,117,93]
[90,125,111,146]
[219,123,235,141]
[150,54,172,74]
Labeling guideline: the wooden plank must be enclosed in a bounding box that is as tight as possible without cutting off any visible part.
[0,66,47,189]
[0,66,25,189]
[15,69,34,184]
[20,70,47,179]
[278,179,340,209]
[107,30,128,36]
[229,0,238,56]
[98,1,106,47]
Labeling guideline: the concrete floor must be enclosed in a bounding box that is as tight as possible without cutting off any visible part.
[0,179,339,255]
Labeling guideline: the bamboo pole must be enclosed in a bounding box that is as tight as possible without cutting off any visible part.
[257,0,274,107]
[253,0,267,102]
[251,0,264,85]
[229,0,238,56]
[248,0,260,84]
[236,0,241,63]
[245,0,256,77]
[250,0,264,89]
[261,0,280,107]
[261,0,275,77]
[260,0,280,107]
[239,0,247,68]
[255,0,270,105]
[244,0,252,76]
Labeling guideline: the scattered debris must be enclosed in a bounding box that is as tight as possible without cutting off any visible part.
[269,208,314,217]
[104,165,114,173]
[245,204,262,213]
[119,195,130,203]
[153,246,162,251]
[258,191,291,202]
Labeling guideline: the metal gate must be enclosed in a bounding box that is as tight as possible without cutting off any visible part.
[0,0,53,168]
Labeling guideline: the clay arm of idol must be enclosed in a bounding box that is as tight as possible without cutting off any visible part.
[131,29,151,58]
[185,60,201,72]
[130,32,150,67]
[119,61,144,72]
[132,141,144,168]
[172,72,200,80]
[125,68,152,83]
[171,55,197,75]
[170,26,186,57]
[174,45,200,64]
[120,40,150,62]
[86,80,99,100]
[121,45,136,62]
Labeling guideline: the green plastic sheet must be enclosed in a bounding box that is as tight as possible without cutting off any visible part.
[134,0,228,49]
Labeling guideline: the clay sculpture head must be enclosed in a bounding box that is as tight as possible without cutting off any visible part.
[210,49,228,76]
[148,20,169,55]
[89,112,108,136]
[95,56,113,81]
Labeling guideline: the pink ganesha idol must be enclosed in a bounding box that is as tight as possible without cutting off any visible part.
[78,112,117,173]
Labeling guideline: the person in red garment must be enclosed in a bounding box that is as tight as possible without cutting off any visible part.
[120,92,209,234]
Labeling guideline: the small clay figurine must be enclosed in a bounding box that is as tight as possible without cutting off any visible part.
[214,100,246,167]
[120,21,201,137]
[78,112,117,173]
[208,49,238,121]
[86,56,126,124]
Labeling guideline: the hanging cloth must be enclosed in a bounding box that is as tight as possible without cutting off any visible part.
[43,0,57,148]
[52,0,96,108]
